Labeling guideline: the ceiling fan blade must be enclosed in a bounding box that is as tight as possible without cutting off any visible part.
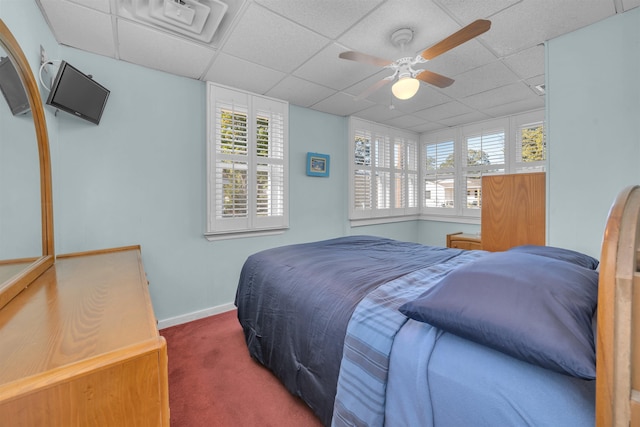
[339,51,394,68]
[354,78,393,101]
[415,69,454,88]
[420,19,491,61]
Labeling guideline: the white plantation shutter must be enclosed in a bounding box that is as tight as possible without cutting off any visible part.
[350,118,418,220]
[207,83,288,237]
[514,111,545,173]
[463,125,506,215]
[423,138,455,211]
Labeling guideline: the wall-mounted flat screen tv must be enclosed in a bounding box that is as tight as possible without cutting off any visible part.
[0,56,30,116]
[46,61,110,125]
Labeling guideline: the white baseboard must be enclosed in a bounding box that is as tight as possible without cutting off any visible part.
[157,302,236,330]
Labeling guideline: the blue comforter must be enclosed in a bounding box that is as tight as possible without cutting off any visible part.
[235,236,464,426]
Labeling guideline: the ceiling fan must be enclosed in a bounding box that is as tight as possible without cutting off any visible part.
[339,19,491,101]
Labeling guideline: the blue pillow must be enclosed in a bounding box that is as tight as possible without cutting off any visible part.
[398,251,599,379]
[507,244,599,270]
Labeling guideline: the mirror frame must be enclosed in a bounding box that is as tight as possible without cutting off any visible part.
[0,19,54,309]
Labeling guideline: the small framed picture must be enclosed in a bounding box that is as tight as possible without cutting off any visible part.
[306,152,330,177]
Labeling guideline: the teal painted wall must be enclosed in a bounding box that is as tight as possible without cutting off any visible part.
[546,7,640,258]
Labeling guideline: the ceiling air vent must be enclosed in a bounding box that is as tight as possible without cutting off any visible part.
[131,0,228,43]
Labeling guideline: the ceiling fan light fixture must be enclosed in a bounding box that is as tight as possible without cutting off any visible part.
[392,77,419,100]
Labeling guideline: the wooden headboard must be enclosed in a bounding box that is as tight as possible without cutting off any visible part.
[596,185,640,427]
[481,172,546,251]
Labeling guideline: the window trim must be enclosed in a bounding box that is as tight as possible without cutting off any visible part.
[205,82,289,240]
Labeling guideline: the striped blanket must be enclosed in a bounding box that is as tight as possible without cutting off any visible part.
[331,250,486,427]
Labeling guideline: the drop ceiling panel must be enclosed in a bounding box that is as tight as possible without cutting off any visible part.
[482,0,616,56]
[37,0,116,57]
[204,52,286,94]
[425,40,498,78]
[337,0,461,62]
[117,19,216,78]
[433,0,522,22]
[311,92,374,117]
[502,45,544,80]
[442,60,520,99]
[254,0,385,39]
[483,97,544,117]
[438,110,491,127]
[67,0,112,14]
[295,43,380,91]
[461,83,535,110]
[383,114,431,129]
[353,104,405,124]
[413,100,475,122]
[265,76,336,108]
[622,0,640,10]
[221,3,329,73]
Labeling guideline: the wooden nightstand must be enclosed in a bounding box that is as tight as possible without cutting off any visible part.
[446,232,482,250]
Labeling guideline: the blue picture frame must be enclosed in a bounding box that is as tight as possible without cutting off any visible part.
[306,152,330,177]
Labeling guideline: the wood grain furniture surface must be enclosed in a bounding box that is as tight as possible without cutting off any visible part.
[0,246,169,426]
[595,185,640,427]
[446,232,482,250]
[481,172,545,252]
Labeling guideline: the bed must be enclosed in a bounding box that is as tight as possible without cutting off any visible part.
[235,185,640,427]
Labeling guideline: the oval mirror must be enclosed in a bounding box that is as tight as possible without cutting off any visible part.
[0,19,54,310]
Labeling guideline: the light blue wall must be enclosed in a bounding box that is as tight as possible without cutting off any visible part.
[546,7,640,258]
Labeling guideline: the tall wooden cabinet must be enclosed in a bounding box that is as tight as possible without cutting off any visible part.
[481,172,546,252]
[0,247,169,426]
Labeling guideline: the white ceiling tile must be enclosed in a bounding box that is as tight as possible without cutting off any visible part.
[353,104,406,124]
[295,43,381,91]
[38,0,116,57]
[433,0,522,22]
[117,19,216,79]
[254,0,385,39]
[502,45,545,80]
[442,60,520,99]
[482,0,616,56]
[409,120,448,133]
[67,0,112,14]
[438,110,491,127]
[337,0,461,61]
[483,97,545,117]
[265,76,335,108]
[203,52,286,94]
[311,92,374,117]
[383,114,429,129]
[461,83,535,110]
[622,0,640,11]
[425,39,498,78]
[413,101,474,122]
[221,3,329,73]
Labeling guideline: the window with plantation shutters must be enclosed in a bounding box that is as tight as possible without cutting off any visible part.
[206,83,288,239]
[420,110,545,220]
[350,118,418,221]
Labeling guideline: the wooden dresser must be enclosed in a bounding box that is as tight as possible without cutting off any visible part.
[481,172,546,252]
[0,246,169,426]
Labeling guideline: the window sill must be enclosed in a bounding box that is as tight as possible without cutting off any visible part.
[204,227,288,241]
[418,214,480,225]
[350,215,419,227]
